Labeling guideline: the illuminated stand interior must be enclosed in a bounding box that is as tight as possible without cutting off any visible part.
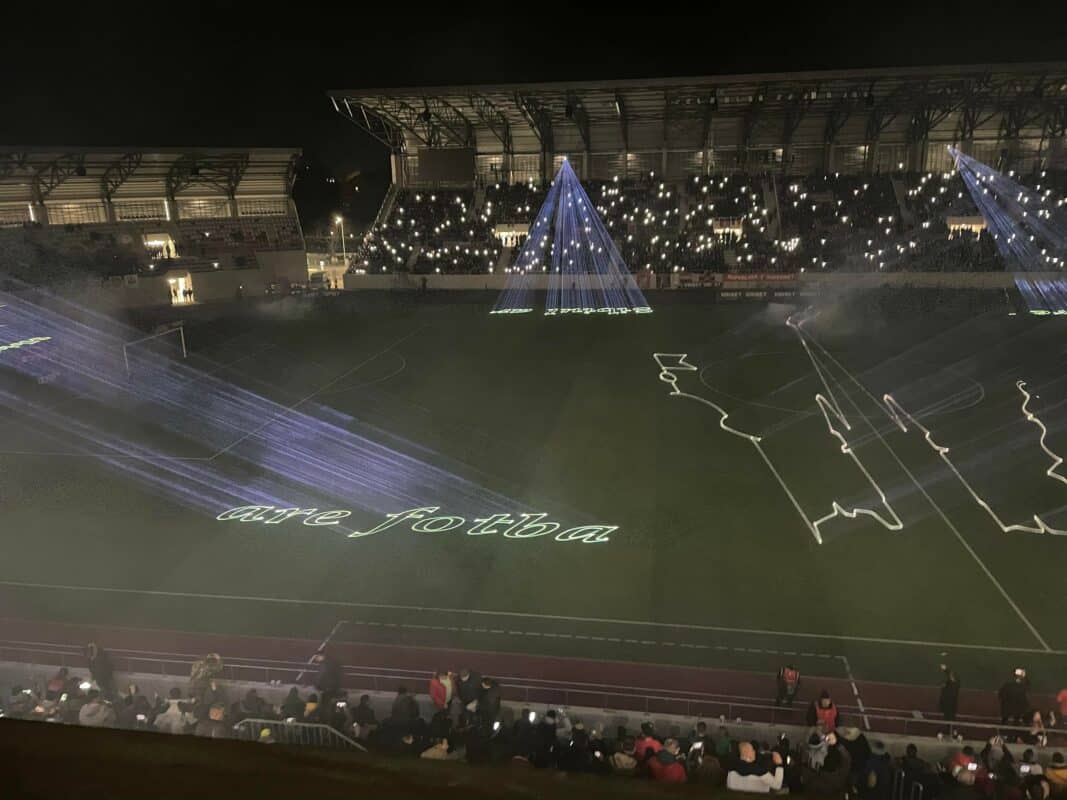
[492,158,652,316]
[950,146,1067,314]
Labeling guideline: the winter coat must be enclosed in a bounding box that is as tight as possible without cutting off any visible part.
[154,701,195,735]
[634,735,663,761]
[456,673,481,707]
[78,699,116,728]
[429,676,449,709]
[391,693,420,726]
[648,749,687,783]
[803,745,853,796]
[611,750,638,774]
[940,677,961,715]
[478,682,501,721]
[727,766,785,793]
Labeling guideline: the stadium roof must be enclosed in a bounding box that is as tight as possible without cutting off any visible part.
[330,62,1067,158]
[0,147,301,205]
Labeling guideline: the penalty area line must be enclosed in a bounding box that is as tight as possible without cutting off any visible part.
[0,579,1063,656]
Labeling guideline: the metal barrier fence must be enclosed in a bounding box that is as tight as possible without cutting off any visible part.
[233,718,366,751]
[1,639,1060,745]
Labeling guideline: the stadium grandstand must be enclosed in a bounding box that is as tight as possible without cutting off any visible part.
[331,62,1067,282]
[0,147,307,306]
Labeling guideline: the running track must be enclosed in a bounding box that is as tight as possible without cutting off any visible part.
[0,617,1059,743]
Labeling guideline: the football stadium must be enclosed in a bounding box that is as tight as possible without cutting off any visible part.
[4,48,1067,797]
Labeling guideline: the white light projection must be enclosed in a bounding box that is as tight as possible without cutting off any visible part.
[881,387,1067,537]
[654,347,904,544]
[793,318,1067,538]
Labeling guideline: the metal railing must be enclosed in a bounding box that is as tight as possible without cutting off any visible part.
[233,718,366,751]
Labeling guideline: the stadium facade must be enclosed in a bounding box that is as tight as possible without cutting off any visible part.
[0,147,307,305]
[331,62,1067,186]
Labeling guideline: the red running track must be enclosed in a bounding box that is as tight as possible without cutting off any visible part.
[0,617,1058,742]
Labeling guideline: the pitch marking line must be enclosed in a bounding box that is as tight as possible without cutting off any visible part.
[797,322,1053,653]
[1,580,1063,655]
[207,326,424,461]
[294,618,348,683]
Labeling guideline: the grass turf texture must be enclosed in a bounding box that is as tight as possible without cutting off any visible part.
[2,289,1066,692]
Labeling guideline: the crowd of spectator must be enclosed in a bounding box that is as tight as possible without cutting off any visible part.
[349,167,1067,281]
[5,642,1067,797]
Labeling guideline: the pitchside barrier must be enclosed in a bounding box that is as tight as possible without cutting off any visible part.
[342,271,1063,292]
[1,643,1062,753]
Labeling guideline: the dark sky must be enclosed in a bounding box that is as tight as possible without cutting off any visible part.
[3,5,1065,227]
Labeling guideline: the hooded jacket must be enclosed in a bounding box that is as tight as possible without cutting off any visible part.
[649,749,687,783]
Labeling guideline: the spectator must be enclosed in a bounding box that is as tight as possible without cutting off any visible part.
[611,736,639,775]
[1028,711,1050,747]
[77,690,116,728]
[352,694,377,727]
[532,709,563,768]
[429,670,453,710]
[840,727,873,789]
[313,647,343,706]
[194,703,229,739]
[280,686,305,720]
[240,688,268,719]
[455,668,481,709]
[302,693,323,723]
[860,739,893,800]
[511,708,537,760]
[635,721,663,761]
[1022,749,1044,776]
[727,741,784,793]
[85,640,117,701]
[188,653,223,702]
[941,666,961,734]
[154,688,195,735]
[421,736,463,761]
[649,737,688,783]
[807,689,840,733]
[1057,688,1067,726]
[478,676,501,728]
[777,663,801,707]
[1000,670,1031,726]
[1045,753,1067,794]
[803,731,852,797]
[390,687,420,728]
[45,667,69,699]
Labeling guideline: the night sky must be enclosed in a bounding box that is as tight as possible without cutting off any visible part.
[2,6,1064,229]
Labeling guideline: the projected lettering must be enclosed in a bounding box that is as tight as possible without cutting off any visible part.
[217,505,616,544]
[0,336,52,353]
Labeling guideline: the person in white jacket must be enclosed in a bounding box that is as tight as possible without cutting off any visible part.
[727,742,786,794]
[153,689,196,735]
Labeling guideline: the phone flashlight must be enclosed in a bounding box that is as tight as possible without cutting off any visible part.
[1021,765,1032,774]
[967,763,978,772]
[528,711,536,723]
[60,693,68,702]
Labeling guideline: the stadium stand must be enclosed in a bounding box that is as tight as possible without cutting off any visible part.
[0,148,307,305]
[334,63,1067,284]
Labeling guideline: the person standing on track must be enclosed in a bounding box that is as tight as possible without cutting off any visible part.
[999,669,1031,727]
[777,664,801,707]
[939,665,961,738]
[807,689,840,734]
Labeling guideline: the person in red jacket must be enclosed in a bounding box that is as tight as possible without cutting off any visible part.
[428,670,453,710]
[648,738,687,783]
[806,689,839,733]
[634,721,663,761]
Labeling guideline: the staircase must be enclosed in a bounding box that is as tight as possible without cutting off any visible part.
[762,176,782,240]
[372,184,401,233]
[495,246,513,273]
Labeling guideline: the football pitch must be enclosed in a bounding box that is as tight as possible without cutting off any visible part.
[2,289,1066,692]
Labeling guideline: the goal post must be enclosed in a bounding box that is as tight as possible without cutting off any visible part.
[123,325,187,376]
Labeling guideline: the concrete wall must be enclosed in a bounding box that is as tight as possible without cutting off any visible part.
[343,271,1051,292]
[256,250,310,285]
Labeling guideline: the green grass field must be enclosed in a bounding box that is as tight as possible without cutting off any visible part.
[2,290,1066,691]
